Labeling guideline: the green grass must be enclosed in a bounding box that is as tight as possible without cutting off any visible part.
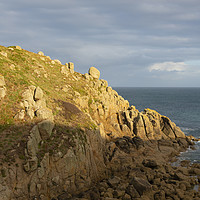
[0,44,108,164]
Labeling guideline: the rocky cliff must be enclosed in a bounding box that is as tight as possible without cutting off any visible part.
[0,45,199,200]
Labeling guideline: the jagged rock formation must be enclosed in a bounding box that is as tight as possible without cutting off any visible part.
[0,45,199,200]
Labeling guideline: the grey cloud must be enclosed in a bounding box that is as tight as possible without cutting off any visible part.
[1,0,200,86]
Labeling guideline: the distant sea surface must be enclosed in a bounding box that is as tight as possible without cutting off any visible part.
[114,87,200,163]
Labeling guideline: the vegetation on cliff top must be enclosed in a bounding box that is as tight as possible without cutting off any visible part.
[0,45,98,163]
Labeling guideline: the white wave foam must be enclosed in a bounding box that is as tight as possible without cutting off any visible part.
[180,127,195,132]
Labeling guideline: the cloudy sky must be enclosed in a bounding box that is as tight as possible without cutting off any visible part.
[1,0,200,87]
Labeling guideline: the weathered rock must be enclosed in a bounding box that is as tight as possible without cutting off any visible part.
[14,110,25,120]
[88,67,100,79]
[61,66,69,75]
[123,193,132,200]
[36,108,54,120]
[142,159,158,169]
[0,52,7,57]
[0,87,6,99]
[37,120,54,140]
[34,86,44,100]
[68,62,74,73]
[54,59,62,65]
[132,136,144,149]
[130,177,152,196]
[134,114,148,140]
[126,185,140,198]
[38,51,44,56]
[108,176,121,188]
[83,73,90,80]
[15,45,22,50]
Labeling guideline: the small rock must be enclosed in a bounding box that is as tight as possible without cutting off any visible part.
[123,193,131,200]
[10,64,16,70]
[0,52,7,57]
[14,110,25,120]
[108,176,121,188]
[54,59,62,65]
[113,189,125,198]
[38,51,44,56]
[15,45,22,50]
[51,60,55,64]
[40,57,45,61]
[174,172,188,181]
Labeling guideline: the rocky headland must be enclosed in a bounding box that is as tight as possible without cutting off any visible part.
[0,45,199,200]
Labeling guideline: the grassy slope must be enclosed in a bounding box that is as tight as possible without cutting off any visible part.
[0,45,96,164]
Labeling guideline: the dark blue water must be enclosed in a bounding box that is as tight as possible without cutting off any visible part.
[114,87,200,163]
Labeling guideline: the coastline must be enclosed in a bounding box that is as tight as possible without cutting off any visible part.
[64,136,200,200]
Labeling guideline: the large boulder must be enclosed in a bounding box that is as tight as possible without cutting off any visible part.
[88,67,100,79]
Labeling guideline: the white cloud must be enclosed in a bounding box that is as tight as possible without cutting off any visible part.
[148,62,187,72]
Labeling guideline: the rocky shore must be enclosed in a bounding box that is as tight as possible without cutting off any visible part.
[57,136,200,200]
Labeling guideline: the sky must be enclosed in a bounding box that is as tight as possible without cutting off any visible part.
[1,0,200,87]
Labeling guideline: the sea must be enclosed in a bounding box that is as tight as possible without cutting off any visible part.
[114,87,200,164]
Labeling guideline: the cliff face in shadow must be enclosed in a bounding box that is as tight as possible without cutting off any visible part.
[0,45,199,200]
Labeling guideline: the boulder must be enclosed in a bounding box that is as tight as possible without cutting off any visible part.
[37,120,54,140]
[108,176,121,188]
[54,59,62,65]
[34,86,44,100]
[0,87,6,99]
[126,185,140,198]
[142,159,158,169]
[36,107,54,120]
[38,51,44,56]
[88,67,100,79]
[130,177,152,195]
[15,45,22,50]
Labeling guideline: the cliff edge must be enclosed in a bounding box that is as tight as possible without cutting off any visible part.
[0,45,199,200]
